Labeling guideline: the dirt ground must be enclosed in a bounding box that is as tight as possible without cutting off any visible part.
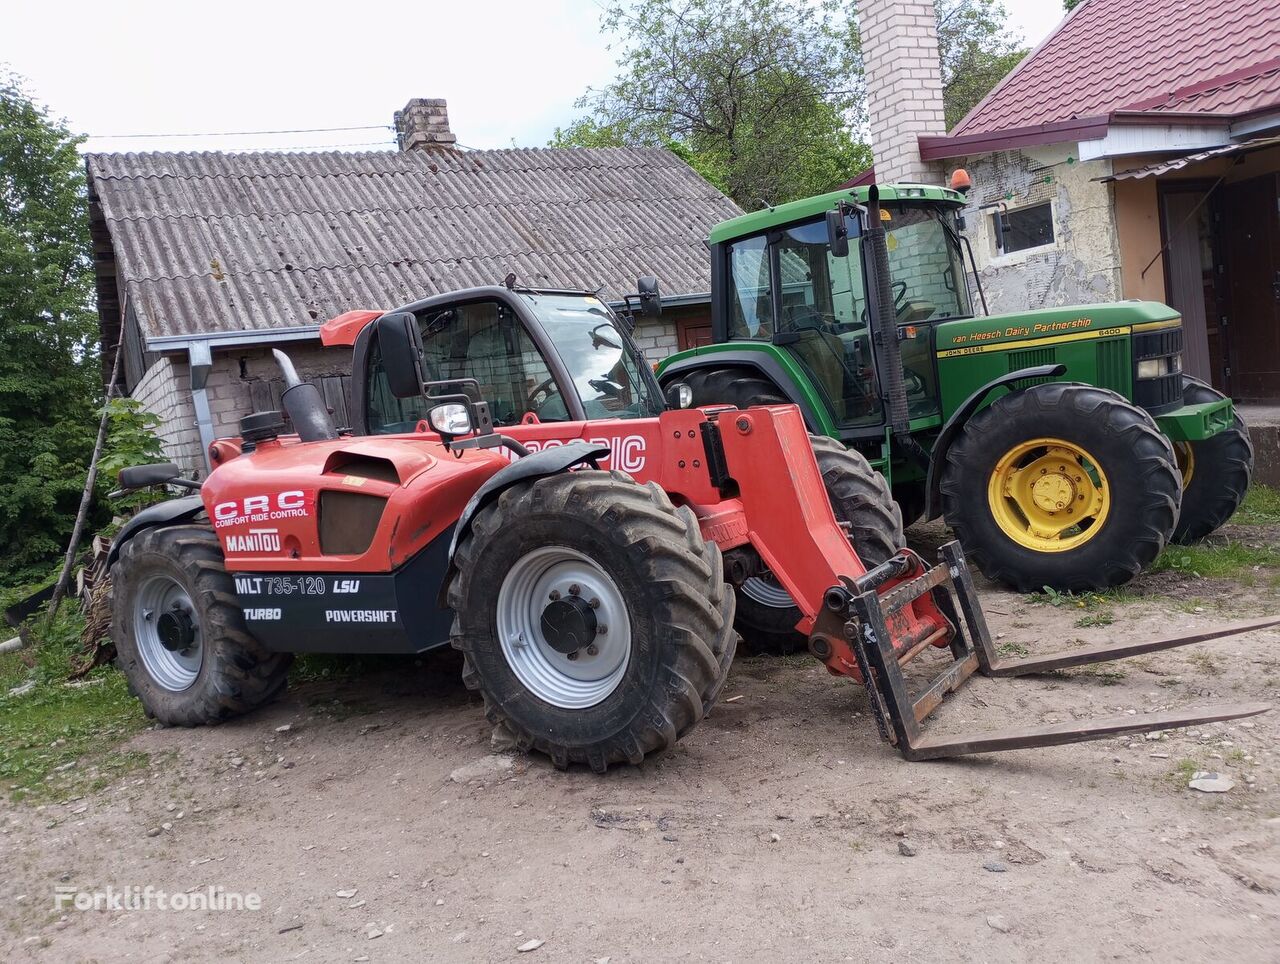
[3,526,1280,962]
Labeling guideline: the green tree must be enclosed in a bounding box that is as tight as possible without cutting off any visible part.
[936,0,1028,129]
[0,73,102,584]
[555,0,868,209]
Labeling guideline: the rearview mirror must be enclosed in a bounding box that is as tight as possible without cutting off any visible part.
[374,312,425,398]
[118,462,180,490]
[637,276,662,318]
[826,208,849,258]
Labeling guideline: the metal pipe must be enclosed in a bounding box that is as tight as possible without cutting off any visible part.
[272,349,303,389]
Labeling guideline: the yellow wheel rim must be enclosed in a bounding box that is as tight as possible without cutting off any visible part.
[987,437,1111,552]
[1174,441,1196,488]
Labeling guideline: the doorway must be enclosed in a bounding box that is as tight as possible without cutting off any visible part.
[1222,173,1280,400]
[1159,183,1223,388]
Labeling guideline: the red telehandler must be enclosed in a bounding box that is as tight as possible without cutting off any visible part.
[107,204,1274,771]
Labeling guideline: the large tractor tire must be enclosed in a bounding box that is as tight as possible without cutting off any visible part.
[447,470,736,772]
[735,436,903,652]
[1171,376,1253,544]
[941,382,1182,592]
[111,525,291,725]
[682,366,789,410]
[682,366,903,652]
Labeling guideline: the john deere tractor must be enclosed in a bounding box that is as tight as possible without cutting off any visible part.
[657,184,1252,648]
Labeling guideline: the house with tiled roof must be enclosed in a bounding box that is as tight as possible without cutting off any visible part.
[858,0,1280,399]
[88,98,741,471]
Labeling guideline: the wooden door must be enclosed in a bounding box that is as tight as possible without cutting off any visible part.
[1223,173,1280,399]
[1161,189,1215,384]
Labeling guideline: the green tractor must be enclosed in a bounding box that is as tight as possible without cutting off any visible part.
[657,184,1252,647]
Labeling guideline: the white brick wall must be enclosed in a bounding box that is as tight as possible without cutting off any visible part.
[858,0,947,185]
[131,356,203,474]
[632,318,679,365]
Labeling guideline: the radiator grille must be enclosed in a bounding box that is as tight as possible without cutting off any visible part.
[1095,339,1129,394]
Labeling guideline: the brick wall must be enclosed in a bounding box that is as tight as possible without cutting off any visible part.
[130,355,203,473]
[859,0,947,185]
[631,317,679,364]
[204,343,354,438]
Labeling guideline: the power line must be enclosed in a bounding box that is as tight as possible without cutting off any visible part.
[216,139,398,152]
[86,123,392,140]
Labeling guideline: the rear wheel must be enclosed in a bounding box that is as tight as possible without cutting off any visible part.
[681,366,903,652]
[942,383,1181,591]
[447,470,736,772]
[111,525,291,725]
[1172,376,1253,543]
[736,437,903,653]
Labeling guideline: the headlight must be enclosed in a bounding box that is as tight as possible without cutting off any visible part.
[1137,353,1182,380]
[1136,358,1164,379]
[665,381,694,409]
[428,403,472,436]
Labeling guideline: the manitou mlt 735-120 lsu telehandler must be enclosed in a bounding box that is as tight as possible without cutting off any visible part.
[108,197,1273,771]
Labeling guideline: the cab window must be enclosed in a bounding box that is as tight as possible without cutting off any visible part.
[365,300,558,433]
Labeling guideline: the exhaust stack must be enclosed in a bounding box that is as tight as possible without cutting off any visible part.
[273,349,338,442]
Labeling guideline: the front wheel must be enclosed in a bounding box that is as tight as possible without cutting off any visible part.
[447,470,736,772]
[1172,376,1253,543]
[941,383,1182,592]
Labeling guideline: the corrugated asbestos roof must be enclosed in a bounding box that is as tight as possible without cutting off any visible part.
[87,147,741,342]
[952,0,1280,137]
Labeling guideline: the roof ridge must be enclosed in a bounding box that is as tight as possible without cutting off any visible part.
[119,242,714,285]
[98,194,731,224]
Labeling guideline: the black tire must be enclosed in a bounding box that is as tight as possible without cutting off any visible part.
[893,480,927,528]
[111,525,291,725]
[941,382,1181,592]
[735,436,904,653]
[682,366,788,409]
[681,367,903,652]
[1171,376,1253,544]
[447,470,736,773]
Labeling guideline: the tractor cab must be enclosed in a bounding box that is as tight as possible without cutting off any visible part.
[701,184,973,434]
[348,285,667,436]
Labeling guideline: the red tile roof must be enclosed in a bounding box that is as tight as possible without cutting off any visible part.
[953,0,1280,137]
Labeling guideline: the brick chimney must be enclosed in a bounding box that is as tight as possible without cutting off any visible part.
[857,0,947,184]
[394,98,458,152]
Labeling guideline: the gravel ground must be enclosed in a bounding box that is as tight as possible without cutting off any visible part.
[2,536,1279,962]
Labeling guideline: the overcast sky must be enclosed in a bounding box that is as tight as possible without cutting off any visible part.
[4,1,1069,154]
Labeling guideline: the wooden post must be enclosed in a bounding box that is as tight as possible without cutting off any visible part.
[47,340,123,622]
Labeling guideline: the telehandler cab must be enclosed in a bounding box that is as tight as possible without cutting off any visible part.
[107,197,1273,771]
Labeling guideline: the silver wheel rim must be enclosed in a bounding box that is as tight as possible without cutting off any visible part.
[741,574,795,609]
[133,573,202,692]
[496,546,631,709]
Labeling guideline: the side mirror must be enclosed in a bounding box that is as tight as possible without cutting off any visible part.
[826,207,849,258]
[118,462,180,490]
[637,276,662,318]
[375,311,425,399]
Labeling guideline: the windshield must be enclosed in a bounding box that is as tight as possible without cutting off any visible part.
[883,203,972,322]
[517,293,664,421]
